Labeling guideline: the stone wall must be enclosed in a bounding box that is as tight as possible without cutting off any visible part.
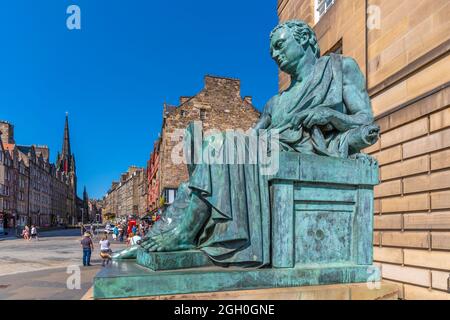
[159,75,260,193]
[278,0,450,299]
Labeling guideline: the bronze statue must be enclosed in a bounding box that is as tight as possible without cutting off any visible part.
[113,20,379,266]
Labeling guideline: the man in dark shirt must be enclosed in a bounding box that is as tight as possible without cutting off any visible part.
[80,232,94,266]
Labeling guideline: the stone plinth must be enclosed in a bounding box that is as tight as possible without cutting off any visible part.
[93,260,379,299]
[136,249,214,270]
[94,153,380,299]
[269,153,378,269]
[84,282,398,300]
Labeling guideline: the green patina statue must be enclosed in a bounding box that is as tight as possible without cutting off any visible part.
[113,19,379,267]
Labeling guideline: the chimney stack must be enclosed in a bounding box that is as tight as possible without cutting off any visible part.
[244,96,253,104]
[0,121,15,145]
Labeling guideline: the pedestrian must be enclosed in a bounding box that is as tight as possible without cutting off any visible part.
[22,225,30,240]
[126,233,133,247]
[81,232,94,266]
[112,225,118,241]
[130,232,142,246]
[99,234,112,267]
[132,224,137,235]
[118,225,124,242]
[30,225,38,241]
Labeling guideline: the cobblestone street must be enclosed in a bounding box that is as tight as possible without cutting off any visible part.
[0,229,126,299]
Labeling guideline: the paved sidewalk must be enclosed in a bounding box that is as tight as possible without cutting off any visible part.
[0,265,103,300]
[0,228,126,299]
[0,229,126,276]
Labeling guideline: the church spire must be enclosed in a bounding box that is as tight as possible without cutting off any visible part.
[83,186,89,202]
[57,113,73,173]
[62,112,71,161]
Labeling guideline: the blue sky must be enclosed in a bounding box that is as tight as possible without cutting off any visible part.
[0,0,279,199]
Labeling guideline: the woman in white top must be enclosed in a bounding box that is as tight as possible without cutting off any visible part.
[130,233,142,246]
[99,235,111,266]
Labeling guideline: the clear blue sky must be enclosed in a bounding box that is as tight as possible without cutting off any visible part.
[0,0,279,199]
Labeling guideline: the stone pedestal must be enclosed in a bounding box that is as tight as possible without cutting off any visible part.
[84,282,398,300]
[270,153,378,269]
[93,153,379,299]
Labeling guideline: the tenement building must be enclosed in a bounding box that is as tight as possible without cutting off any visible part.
[0,115,78,229]
[148,75,260,212]
[103,166,146,219]
[147,139,161,213]
[279,0,450,299]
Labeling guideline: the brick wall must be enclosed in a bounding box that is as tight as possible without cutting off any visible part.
[278,0,366,91]
[159,75,260,192]
[278,0,450,299]
[368,85,450,300]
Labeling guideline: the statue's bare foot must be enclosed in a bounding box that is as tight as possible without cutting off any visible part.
[112,245,139,260]
[146,227,196,252]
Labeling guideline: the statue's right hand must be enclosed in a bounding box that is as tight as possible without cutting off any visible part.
[289,110,309,129]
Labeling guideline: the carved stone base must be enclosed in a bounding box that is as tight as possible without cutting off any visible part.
[93,260,380,299]
[84,282,398,300]
[136,249,214,270]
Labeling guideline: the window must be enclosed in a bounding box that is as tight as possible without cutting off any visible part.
[164,188,177,204]
[0,184,9,196]
[200,109,206,121]
[315,0,336,23]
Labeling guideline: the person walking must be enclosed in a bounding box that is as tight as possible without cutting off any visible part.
[22,225,30,240]
[112,225,118,241]
[30,225,38,241]
[80,232,94,266]
[126,233,133,247]
[118,224,124,242]
[99,234,112,267]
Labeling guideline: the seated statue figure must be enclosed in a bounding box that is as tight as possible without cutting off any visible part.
[114,20,380,266]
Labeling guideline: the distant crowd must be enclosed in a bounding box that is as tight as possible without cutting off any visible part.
[80,217,157,267]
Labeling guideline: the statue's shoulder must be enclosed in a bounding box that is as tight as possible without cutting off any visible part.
[332,55,366,87]
[340,55,363,76]
[262,94,280,115]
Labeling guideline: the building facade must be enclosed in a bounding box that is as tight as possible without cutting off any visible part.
[0,126,15,231]
[147,139,161,213]
[0,116,78,230]
[103,166,146,219]
[155,75,260,208]
[279,0,450,299]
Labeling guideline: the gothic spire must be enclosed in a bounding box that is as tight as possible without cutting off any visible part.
[58,113,73,173]
[62,112,71,160]
[83,186,89,202]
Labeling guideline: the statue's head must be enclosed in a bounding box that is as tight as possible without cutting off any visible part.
[270,20,320,74]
